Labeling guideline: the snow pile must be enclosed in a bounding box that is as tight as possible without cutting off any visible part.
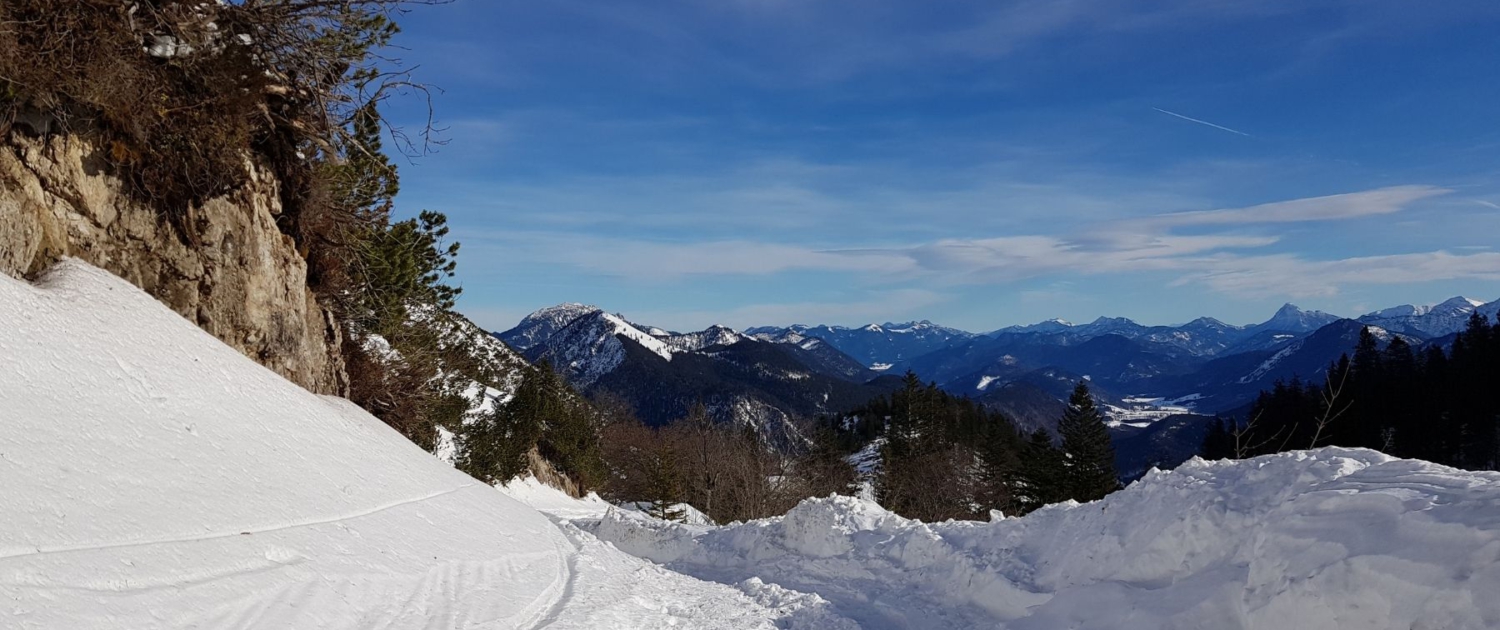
[0,260,833,629]
[580,448,1500,629]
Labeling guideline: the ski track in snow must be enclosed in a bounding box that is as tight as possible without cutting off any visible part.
[8,259,1500,629]
[0,260,828,630]
[0,484,477,561]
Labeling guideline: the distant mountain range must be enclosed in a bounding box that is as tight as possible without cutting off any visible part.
[743,321,974,370]
[497,305,900,443]
[493,296,1499,442]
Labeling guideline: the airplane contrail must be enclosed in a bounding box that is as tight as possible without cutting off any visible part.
[1152,107,1251,137]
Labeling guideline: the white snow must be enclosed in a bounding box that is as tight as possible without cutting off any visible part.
[9,259,1500,629]
[1240,342,1300,384]
[572,449,1500,630]
[1360,296,1496,338]
[870,362,894,371]
[976,375,1001,391]
[0,260,825,629]
[1106,394,1199,427]
[601,312,675,360]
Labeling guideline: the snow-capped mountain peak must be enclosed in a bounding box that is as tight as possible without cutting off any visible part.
[1254,303,1341,333]
[1358,296,1496,338]
[497,302,602,350]
[533,310,674,387]
[991,318,1075,335]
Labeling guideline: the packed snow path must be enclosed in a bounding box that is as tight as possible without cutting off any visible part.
[0,260,841,629]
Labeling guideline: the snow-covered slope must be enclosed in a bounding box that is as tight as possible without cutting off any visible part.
[497,302,602,350]
[1360,296,1499,338]
[534,310,676,387]
[577,448,1500,630]
[1252,303,1341,334]
[0,260,826,629]
[659,324,750,353]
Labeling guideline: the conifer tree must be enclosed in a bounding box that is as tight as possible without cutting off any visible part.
[1200,417,1234,460]
[1012,428,1067,515]
[644,446,687,522]
[533,364,608,492]
[457,363,550,484]
[1057,380,1119,502]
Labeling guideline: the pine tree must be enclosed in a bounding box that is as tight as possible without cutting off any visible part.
[975,416,1021,515]
[1201,417,1234,460]
[1012,428,1066,515]
[533,363,608,492]
[457,363,550,484]
[644,445,687,522]
[1057,380,1119,502]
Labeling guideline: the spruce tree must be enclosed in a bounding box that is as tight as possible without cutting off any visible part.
[1057,380,1119,502]
[1012,428,1067,515]
[644,445,687,522]
[457,363,549,484]
[1200,417,1234,460]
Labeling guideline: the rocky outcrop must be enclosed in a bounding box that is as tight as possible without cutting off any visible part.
[0,133,345,395]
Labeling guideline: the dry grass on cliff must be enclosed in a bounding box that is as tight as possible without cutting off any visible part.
[0,1,270,213]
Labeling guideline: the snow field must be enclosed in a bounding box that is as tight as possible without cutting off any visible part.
[0,260,829,629]
[7,258,1500,629]
[559,449,1500,630]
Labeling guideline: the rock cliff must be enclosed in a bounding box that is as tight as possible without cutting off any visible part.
[0,133,345,394]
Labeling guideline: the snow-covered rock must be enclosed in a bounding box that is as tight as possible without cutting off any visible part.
[497,302,602,350]
[661,324,750,353]
[534,310,675,387]
[1253,303,1341,334]
[1360,296,1499,338]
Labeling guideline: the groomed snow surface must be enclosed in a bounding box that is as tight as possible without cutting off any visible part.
[0,261,835,629]
[5,260,1500,629]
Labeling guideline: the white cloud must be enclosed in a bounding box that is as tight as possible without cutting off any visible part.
[1136,185,1450,227]
[456,185,1485,305]
[1172,251,1500,298]
[484,234,918,279]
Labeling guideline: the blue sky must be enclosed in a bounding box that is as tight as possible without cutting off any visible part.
[383,0,1500,333]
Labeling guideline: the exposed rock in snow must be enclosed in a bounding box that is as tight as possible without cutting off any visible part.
[0,134,345,395]
[661,324,750,353]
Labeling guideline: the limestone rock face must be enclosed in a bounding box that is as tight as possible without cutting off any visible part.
[0,134,345,395]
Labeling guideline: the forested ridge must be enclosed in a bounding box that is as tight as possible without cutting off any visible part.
[1204,312,1500,470]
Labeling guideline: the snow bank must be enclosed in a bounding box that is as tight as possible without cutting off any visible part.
[0,260,828,629]
[582,448,1500,629]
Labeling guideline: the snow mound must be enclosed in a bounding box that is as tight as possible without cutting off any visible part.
[0,260,826,629]
[583,448,1500,629]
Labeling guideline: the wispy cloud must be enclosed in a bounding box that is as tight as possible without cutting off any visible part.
[1152,107,1252,137]
[1172,250,1500,298]
[1133,185,1451,227]
[461,185,1496,303]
